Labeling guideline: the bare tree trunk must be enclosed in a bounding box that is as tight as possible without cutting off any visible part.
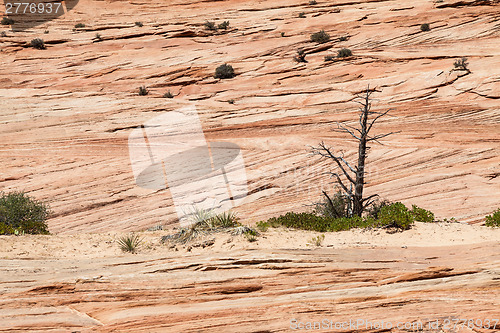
[311,86,398,217]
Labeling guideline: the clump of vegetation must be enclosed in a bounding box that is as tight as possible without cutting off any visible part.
[162,209,252,244]
[95,33,102,41]
[410,204,435,222]
[310,30,330,44]
[218,21,230,30]
[314,190,349,219]
[204,21,217,31]
[244,228,258,242]
[117,234,142,253]
[420,23,430,32]
[1,31,6,37]
[259,201,435,233]
[0,191,50,235]
[281,32,286,37]
[324,55,335,62]
[294,49,307,63]
[298,12,306,18]
[1,17,15,25]
[339,35,349,41]
[30,38,46,50]
[44,30,49,34]
[308,234,325,247]
[377,202,414,230]
[485,208,500,227]
[74,23,85,28]
[337,48,352,58]
[135,21,143,27]
[163,91,174,98]
[454,57,469,71]
[309,0,318,5]
[214,64,235,79]
[366,199,391,219]
[227,99,235,104]
[138,86,149,96]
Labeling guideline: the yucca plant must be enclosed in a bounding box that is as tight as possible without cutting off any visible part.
[210,211,239,229]
[117,234,142,253]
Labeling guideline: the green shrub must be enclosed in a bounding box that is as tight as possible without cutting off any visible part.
[209,211,239,229]
[227,99,235,104]
[163,91,174,98]
[454,57,469,71]
[309,0,318,4]
[95,33,102,41]
[378,202,414,230]
[310,30,330,44]
[204,21,217,31]
[30,38,46,50]
[324,55,335,62]
[135,21,143,27]
[138,86,148,96]
[308,234,325,247]
[366,199,391,220]
[1,17,15,25]
[339,35,349,41]
[264,212,375,232]
[218,21,230,30]
[298,12,306,18]
[0,191,50,235]
[1,31,6,37]
[337,48,352,58]
[117,234,142,253]
[214,64,235,79]
[485,209,500,227]
[314,191,349,218]
[420,23,430,32]
[294,49,307,63]
[74,23,85,28]
[410,205,434,222]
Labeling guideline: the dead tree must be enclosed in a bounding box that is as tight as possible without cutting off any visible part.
[311,87,398,217]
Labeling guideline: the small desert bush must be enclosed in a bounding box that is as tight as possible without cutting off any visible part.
[339,35,349,41]
[218,21,230,30]
[324,55,335,62]
[204,21,217,31]
[214,64,235,79]
[95,33,102,41]
[138,86,149,96]
[135,21,143,27]
[378,202,414,230]
[310,30,330,44]
[294,49,307,63]
[163,209,242,244]
[314,191,349,218]
[228,99,235,104]
[163,91,174,98]
[309,0,318,4]
[485,209,500,227]
[308,234,325,247]
[30,38,46,50]
[0,191,50,235]
[74,23,85,28]
[410,204,435,222]
[117,234,142,253]
[298,12,306,18]
[454,57,469,71]
[337,48,352,58]
[420,23,430,32]
[1,31,6,37]
[209,211,239,229]
[1,17,14,25]
[366,199,391,220]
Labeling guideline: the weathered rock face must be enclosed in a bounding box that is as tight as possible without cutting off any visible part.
[1,238,499,332]
[0,0,499,233]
